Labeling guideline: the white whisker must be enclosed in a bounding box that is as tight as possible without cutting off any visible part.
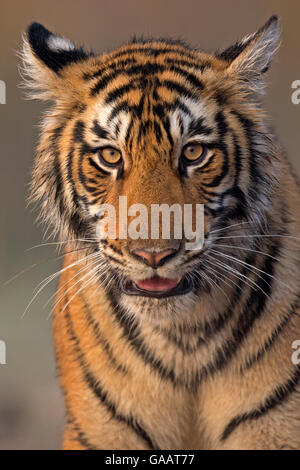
[212,243,281,262]
[211,234,300,241]
[22,251,100,318]
[59,264,110,316]
[210,248,291,292]
[210,221,253,234]
[25,238,99,252]
[206,253,270,298]
[192,268,231,304]
[45,255,107,310]
[204,259,243,293]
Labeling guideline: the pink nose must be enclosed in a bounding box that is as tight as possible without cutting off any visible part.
[132,249,176,266]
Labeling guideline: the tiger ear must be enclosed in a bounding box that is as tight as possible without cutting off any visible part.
[217,15,280,96]
[21,22,92,100]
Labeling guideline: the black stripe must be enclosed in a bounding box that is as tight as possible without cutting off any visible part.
[200,111,229,187]
[166,65,204,90]
[194,153,217,173]
[109,46,200,61]
[50,125,66,218]
[67,413,97,450]
[67,125,93,236]
[165,99,193,117]
[230,110,261,188]
[91,63,204,101]
[89,53,206,95]
[160,252,257,354]
[242,300,299,371]
[188,117,213,136]
[105,254,125,266]
[219,185,248,221]
[231,131,242,186]
[100,240,124,256]
[201,153,228,187]
[108,101,130,122]
[73,120,85,143]
[64,302,157,450]
[107,289,184,386]
[78,144,109,195]
[91,120,108,139]
[91,70,122,96]
[135,94,146,119]
[68,123,98,234]
[161,116,173,149]
[153,120,162,143]
[88,157,110,176]
[221,366,300,441]
[79,292,129,374]
[157,79,198,100]
[164,57,210,71]
[204,240,280,378]
[137,119,151,144]
[83,57,138,80]
[104,241,280,392]
[90,62,163,96]
[105,82,138,104]
[125,118,134,148]
[178,114,184,135]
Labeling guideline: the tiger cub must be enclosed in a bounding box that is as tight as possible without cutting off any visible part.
[22,16,300,449]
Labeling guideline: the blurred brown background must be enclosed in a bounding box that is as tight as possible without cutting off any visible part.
[0,0,299,450]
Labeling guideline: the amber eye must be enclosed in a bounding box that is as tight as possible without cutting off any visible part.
[183,143,205,162]
[100,147,122,166]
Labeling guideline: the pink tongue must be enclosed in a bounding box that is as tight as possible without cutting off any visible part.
[136,276,179,292]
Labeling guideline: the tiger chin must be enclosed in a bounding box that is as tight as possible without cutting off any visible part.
[22,16,300,450]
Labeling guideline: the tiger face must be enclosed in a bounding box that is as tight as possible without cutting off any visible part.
[24,18,280,321]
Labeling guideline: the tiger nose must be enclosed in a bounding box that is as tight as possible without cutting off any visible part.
[132,249,177,266]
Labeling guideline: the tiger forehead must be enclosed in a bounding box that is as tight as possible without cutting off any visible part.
[81,39,219,83]
[72,41,223,152]
[86,80,215,153]
[84,57,213,130]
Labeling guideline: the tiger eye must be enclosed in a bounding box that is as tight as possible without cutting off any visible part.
[183,143,204,161]
[101,147,122,165]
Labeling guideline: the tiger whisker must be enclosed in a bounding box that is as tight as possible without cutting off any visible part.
[4,247,91,287]
[191,268,231,304]
[22,251,100,318]
[45,255,107,310]
[206,254,270,298]
[50,257,106,315]
[211,243,282,262]
[210,234,300,241]
[31,251,99,297]
[59,264,111,316]
[209,249,273,292]
[203,259,243,293]
[210,248,292,293]
[25,238,99,251]
[210,221,254,234]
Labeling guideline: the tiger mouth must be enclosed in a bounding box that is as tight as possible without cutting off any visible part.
[121,275,193,298]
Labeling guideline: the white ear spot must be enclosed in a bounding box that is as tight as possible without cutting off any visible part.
[47,35,75,52]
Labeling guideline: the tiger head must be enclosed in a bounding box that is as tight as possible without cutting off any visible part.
[22,17,280,321]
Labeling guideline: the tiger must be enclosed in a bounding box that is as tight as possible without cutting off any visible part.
[21,16,300,450]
